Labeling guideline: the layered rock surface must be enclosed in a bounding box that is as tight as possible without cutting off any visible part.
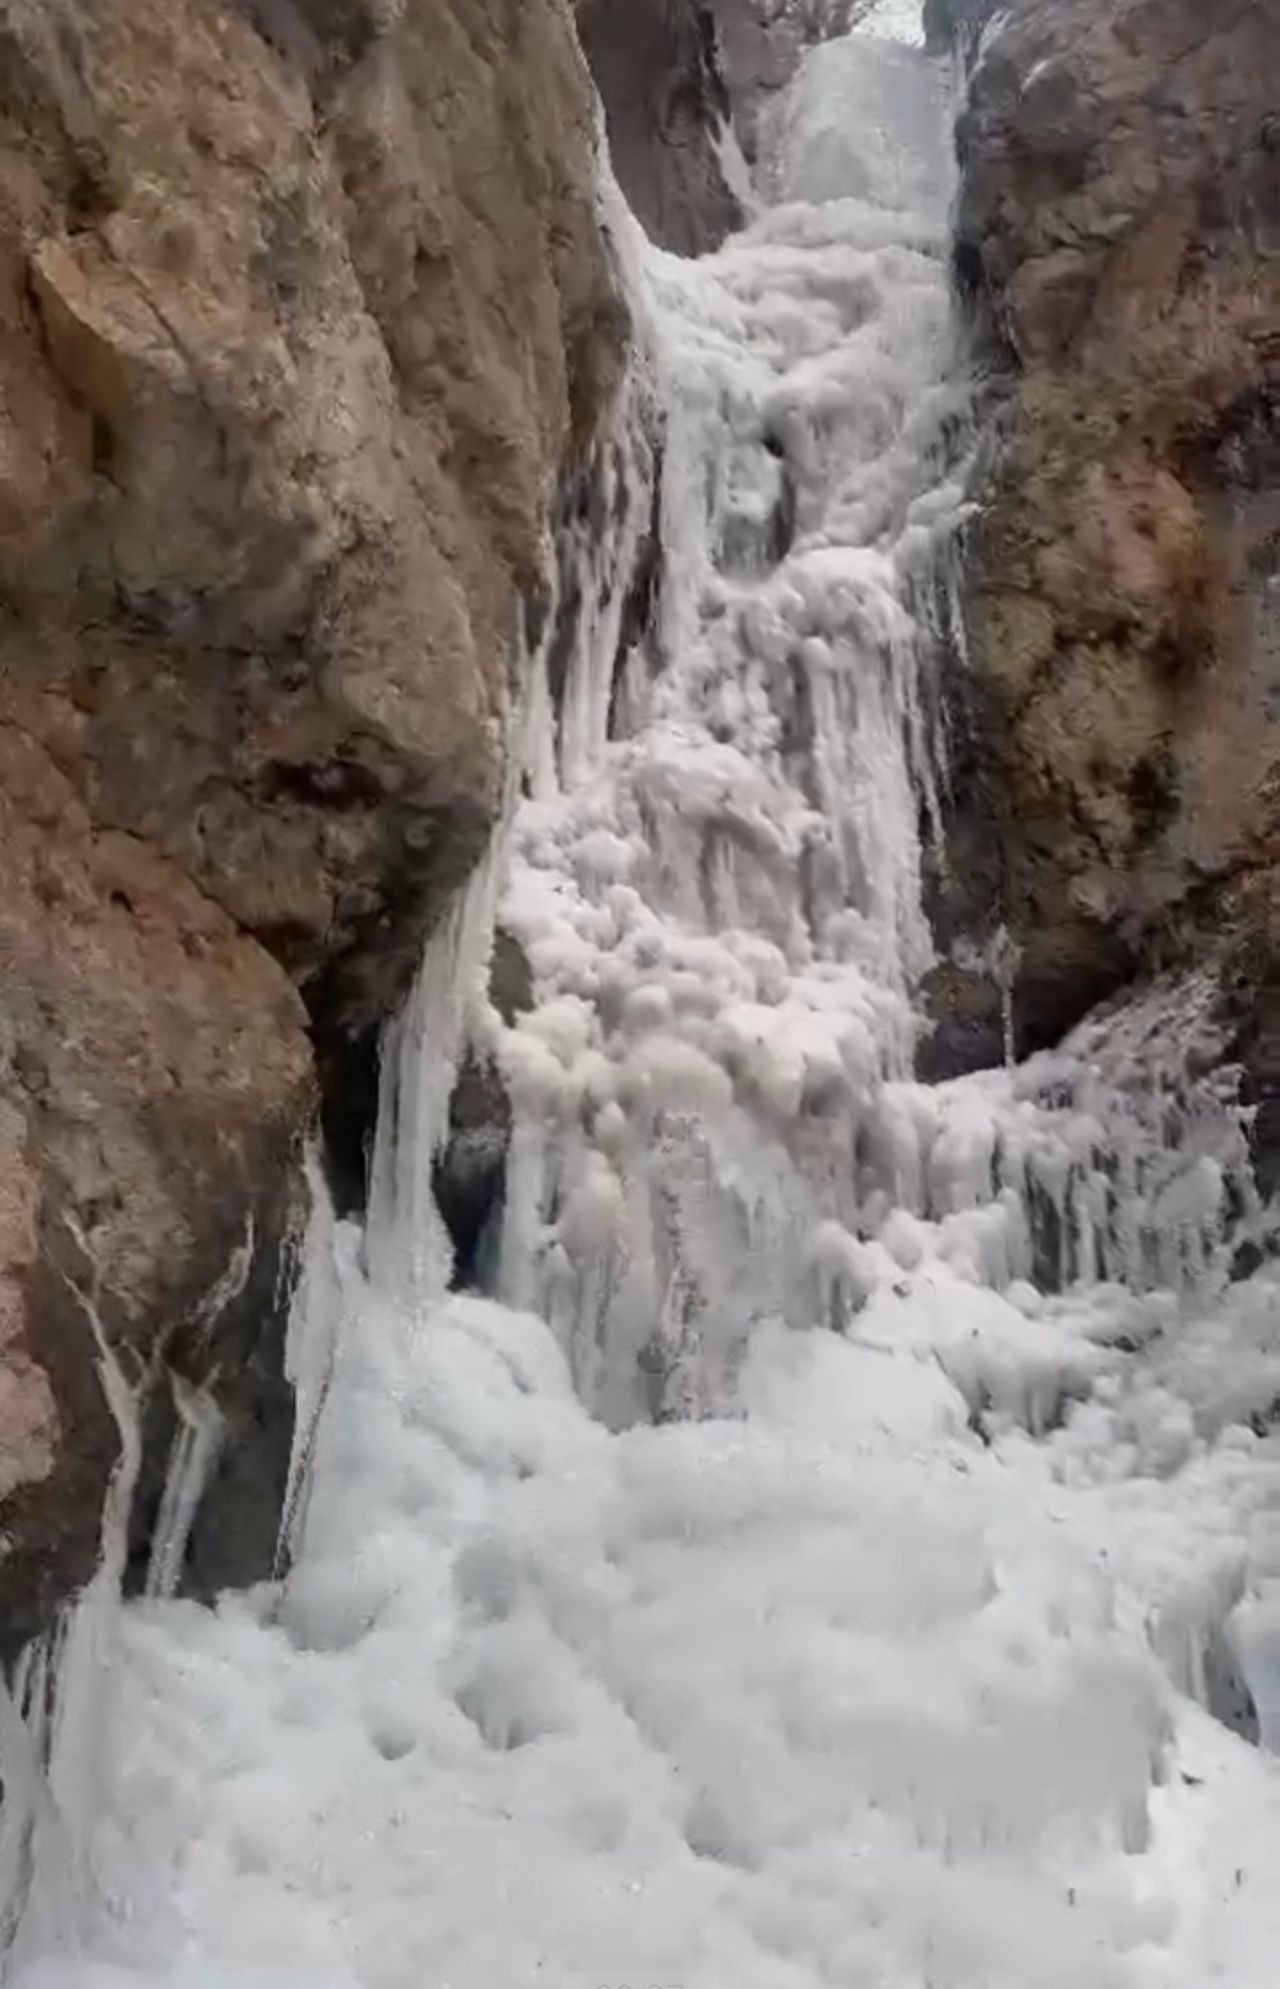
[930,0,1280,1095]
[0,0,622,1646]
[577,0,744,254]
[577,0,878,252]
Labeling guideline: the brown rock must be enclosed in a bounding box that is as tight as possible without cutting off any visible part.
[0,0,625,1641]
[0,724,312,1649]
[934,0,1280,1071]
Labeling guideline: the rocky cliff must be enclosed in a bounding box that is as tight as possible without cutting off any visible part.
[929,0,1280,1106]
[577,2,902,258]
[0,0,624,1650]
[577,0,744,255]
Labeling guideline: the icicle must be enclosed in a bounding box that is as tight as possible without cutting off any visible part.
[3,1243,143,1967]
[141,1215,249,1597]
[275,1150,342,1576]
[144,1375,224,1603]
[555,418,655,794]
[365,830,508,1315]
[0,1642,62,1959]
[188,1215,255,1350]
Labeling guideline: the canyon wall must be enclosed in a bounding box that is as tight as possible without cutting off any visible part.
[0,0,624,1650]
[928,0,1280,1124]
[578,0,882,246]
[577,0,743,253]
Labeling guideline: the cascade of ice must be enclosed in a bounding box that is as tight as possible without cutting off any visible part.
[482,18,1260,1433]
[491,24,974,1423]
[471,2,1279,1738]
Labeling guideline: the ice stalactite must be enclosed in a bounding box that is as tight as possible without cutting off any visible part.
[143,1379,224,1604]
[484,29,974,1422]
[0,1268,143,1973]
[275,1151,342,1578]
[364,844,507,1317]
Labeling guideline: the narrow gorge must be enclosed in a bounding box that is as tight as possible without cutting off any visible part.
[0,0,1277,1984]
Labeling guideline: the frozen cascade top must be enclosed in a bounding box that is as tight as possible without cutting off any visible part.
[856,0,931,42]
[491,27,968,1421]
[767,30,949,212]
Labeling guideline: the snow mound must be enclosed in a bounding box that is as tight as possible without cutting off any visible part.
[17,1283,1234,1989]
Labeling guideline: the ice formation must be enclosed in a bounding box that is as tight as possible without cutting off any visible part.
[5,6,1280,1986]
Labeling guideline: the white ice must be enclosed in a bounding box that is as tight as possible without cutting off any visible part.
[12,1269,1280,1989]
[7,11,1280,1989]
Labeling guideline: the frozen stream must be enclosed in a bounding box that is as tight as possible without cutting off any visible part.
[7,5,1280,1985]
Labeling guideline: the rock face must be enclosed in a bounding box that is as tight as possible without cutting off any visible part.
[932,0,1280,1077]
[578,0,744,254]
[0,0,623,1647]
[578,2,933,252]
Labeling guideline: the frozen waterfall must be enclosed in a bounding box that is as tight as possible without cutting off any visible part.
[495,23,963,1425]
[5,8,1280,1987]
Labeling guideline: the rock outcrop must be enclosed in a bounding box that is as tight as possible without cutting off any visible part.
[0,0,624,1648]
[930,0,1280,1087]
[578,2,916,256]
[578,0,744,254]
